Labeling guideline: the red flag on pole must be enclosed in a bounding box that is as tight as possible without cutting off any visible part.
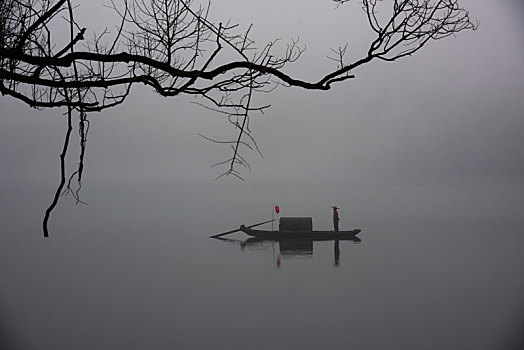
[275,205,280,214]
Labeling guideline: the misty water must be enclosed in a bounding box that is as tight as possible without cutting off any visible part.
[2,0,523,348]
[1,177,523,350]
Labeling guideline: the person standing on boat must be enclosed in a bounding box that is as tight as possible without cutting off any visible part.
[332,206,340,232]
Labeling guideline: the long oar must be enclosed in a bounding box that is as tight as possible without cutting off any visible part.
[210,219,274,238]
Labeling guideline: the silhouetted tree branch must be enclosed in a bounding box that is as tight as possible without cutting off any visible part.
[0,0,477,236]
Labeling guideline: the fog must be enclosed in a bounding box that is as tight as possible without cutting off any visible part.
[1,0,523,188]
[1,0,524,349]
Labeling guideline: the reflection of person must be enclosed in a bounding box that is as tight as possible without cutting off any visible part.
[332,206,340,232]
[334,240,340,267]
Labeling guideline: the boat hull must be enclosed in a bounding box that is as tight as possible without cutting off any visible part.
[240,225,361,241]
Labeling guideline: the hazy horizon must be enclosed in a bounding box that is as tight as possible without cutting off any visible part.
[1,1,523,349]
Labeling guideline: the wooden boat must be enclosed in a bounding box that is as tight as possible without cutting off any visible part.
[240,225,362,241]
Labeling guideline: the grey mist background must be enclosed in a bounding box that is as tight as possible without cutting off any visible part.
[1,0,523,349]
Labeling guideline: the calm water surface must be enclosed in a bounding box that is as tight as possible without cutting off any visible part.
[1,180,523,350]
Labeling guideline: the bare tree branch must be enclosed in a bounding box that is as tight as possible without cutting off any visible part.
[0,0,477,236]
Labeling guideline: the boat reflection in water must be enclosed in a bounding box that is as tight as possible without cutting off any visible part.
[215,236,361,268]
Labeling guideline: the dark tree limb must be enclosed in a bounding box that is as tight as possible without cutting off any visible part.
[43,105,73,238]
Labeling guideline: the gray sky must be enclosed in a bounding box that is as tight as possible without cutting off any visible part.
[0,0,523,202]
[1,4,523,348]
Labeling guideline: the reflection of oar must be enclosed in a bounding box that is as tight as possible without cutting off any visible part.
[210,219,274,238]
